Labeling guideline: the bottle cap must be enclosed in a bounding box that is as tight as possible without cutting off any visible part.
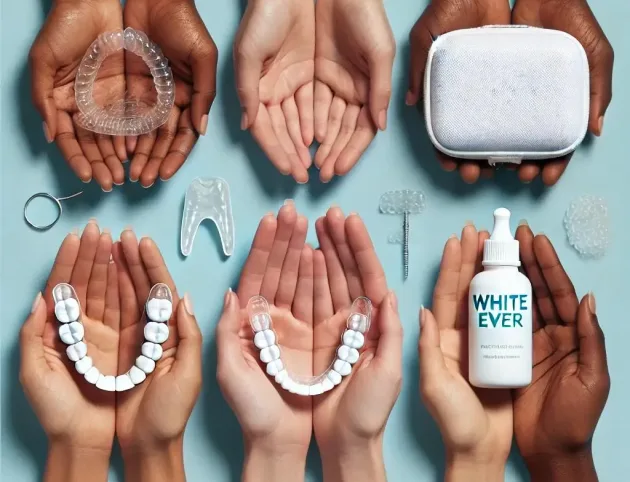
[483,208,520,267]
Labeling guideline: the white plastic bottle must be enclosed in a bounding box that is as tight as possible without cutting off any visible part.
[469,208,532,388]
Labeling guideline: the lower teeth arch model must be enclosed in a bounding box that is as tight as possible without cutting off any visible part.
[247,296,372,396]
[53,282,173,392]
[74,27,175,136]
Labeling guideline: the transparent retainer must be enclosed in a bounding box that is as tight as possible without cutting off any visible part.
[181,178,235,258]
[145,283,173,323]
[247,295,372,396]
[53,283,82,324]
[74,27,175,136]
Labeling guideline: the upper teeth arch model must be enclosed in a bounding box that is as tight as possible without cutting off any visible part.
[248,295,372,396]
[53,281,173,392]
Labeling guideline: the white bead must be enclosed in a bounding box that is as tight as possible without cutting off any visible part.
[146,298,172,322]
[337,345,360,364]
[260,345,280,363]
[254,329,276,349]
[115,374,134,392]
[322,377,334,392]
[334,359,352,376]
[342,329,364,349]
[309,383,324,396]
[136,355,156,374]
[327,369,342,385]
[274,369,288,384]
[128,365,147,384]
[266,359,284,376]
[75,356,93,375]
[54,298,80,323]
[295,383,310,396]
[251,313,270,332]
[348,313,368,332]
[141,342,163,361]
[96,374,115,392]
[84,366,100,384]
[66,341,87,362]
[59,322,84,344]
[144,322,169,344]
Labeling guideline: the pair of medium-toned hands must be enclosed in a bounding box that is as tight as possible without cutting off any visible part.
[30,0,217,190]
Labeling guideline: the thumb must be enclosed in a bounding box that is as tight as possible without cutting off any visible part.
[19,292,49,384]
[586,39,614,136]
[418,306,448,388]
[233,44,262,131]
[577,293,609,388]
[190,37,218,136]
[171,293,203,385]
[374,291,403,374]
[29,47,57,143]
[215,289,245,371]
[368,47,394,131]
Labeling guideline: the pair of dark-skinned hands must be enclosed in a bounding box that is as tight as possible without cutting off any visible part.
[409,0,614,185]
[420,222,609,481]
[29,0,217,191]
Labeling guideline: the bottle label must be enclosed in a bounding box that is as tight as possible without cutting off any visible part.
[472,294,528,328]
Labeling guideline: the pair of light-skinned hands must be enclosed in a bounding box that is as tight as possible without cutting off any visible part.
[20,202,610,481]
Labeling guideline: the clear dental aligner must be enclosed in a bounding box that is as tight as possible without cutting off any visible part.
[74,28,175,136]
[53,282,173,392]
[564,195,609,259]
[248,296,372,396]
[181,177,235,258]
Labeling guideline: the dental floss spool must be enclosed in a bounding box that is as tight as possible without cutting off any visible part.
[468,208,532,388]
[53,282,173,391]
[24,190,83,231]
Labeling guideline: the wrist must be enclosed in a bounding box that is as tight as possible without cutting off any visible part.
[243,440,307,482]
[445,452,506,482]
[45,441,110,482]
[122,438,186,482]
[525,448,597,482]
[320,438,386,482]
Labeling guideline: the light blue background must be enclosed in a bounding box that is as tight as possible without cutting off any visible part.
[1,0,628,481]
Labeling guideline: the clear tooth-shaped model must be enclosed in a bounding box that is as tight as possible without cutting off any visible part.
[74,27,175,136]
[563,195,609,259]
[181,177,235,258]
[248,295,372,396]
[53,282,173,392]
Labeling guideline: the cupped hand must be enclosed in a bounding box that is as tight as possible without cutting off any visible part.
[314,0,394,182]
[234,0,315,183]
[124,0,218,187]
[419,225,512,480]
[513,224,610,476]
[408,0,511,184]
[512,0,614,185]
[29,0,127,191]
[313,208,402,480]
[20,221,118,453]
[216,202,313,474]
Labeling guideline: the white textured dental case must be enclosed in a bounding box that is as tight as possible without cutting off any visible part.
[424,26,589,165]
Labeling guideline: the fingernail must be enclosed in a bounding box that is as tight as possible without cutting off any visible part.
[378,110,387,130]
[405,92,415,106]
[200,114,208,136]
[588,292,596,314]
[142,182,155,189]
[42,122,53,143]
[101,186,113,193]
[390,291,398,312]
[597,116,604,136]
[349,211,358,216]
[31,292,43,314]
[129,177,138,183]
[464,220,474,226]
[420,304,425,328]
[183,293,195,316]
[283,199,294,206]
[70,227,79,236]
[102,227,111,235]
[123,225,133,232]
[240,112,249,131]
[88,217,98,225]
[448,233,457,239]
[265,211,274,217]
[518,219,529,227]
[224,287,233,309]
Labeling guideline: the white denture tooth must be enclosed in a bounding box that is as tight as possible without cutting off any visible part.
[348,313,369,332]
[266,359,284,377]
[115,374,135,392]
[144,322,170,344]
[75,356,93,375]
[136,355,156,374]
[327,370,342,386]
[254,329,276,349]
[260,345,280,363]
[342,329,365,349]
[84,366,100,384]
[96,374,116,392]
[337,345,360,364]
[334,359,352,376]
[281,376,294,391]
[54,298,80,323]
[146,298,172,322]
[274,370,288,384]
[309,383,324,396]
[295,383,310,396]
[59,322,84,345]
[66,341,87,362]
[141,342,163,361]
[251,313,271,332]
[129,365,147,384]
[322,377,335,392]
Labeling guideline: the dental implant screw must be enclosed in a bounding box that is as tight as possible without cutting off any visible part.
[403,211,409,280]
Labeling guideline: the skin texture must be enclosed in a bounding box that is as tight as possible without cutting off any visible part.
[234,0,315,184]
[313,208,402,482]
[513,224,610,481]
[314,0,395,182]
[419,226,512,482]
[408,0,614,186]
[123,0,218,187]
